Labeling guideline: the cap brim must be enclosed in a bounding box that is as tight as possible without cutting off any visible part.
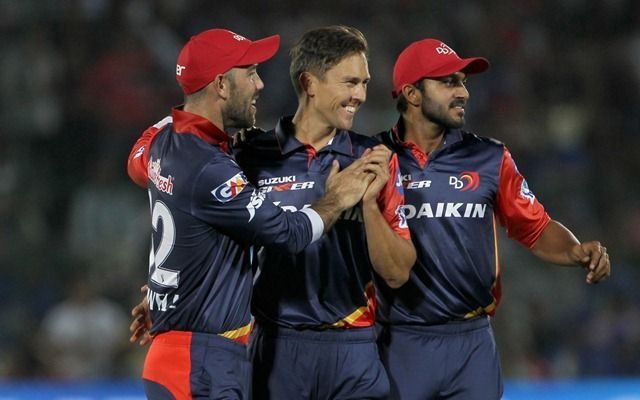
[429,57,490,78]
[236,34,280,67]
[459,57,489,74]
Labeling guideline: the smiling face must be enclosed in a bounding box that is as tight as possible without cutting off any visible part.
[308,52,370,131]
[222,65,264,129]
[419,72,470,129]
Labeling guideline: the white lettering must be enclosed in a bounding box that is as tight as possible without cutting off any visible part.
[472,204,487,218]
[291,181,315,190]
[147,289,179,312]
[449,176,463,189]
[444,203,462,217]
[464,203,473,217]
[403,204,416,219]
[407,180,432,189]
[435,43,456,55]
[435,203,444,217]
[404,203,488,220]
[417,203,433,218]
[258,175,296,186]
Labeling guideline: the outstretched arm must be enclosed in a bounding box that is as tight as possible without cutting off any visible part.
[496,147,610,284]
[531,220,610,284]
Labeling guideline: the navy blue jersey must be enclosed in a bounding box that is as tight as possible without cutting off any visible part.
[377,119,550,325]
[236,116,410,329]
[128,109,321,343]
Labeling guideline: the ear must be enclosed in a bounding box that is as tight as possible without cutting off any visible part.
[401,84,422,107]
[211,74,229,100]
[299,72,315,97]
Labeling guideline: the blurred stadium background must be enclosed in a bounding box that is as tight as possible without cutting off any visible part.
[1,0,639,398]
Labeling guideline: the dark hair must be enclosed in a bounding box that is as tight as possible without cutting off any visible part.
[289,25,368,96]
[396,79,425,113]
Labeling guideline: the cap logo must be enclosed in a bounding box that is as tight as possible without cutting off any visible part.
[232,34,247,41]
[176,64,186,76]
[435,43,457,56]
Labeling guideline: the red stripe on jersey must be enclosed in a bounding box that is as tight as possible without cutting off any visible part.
[495,148,550,248]
[142,330,192,400]
[376,154,411,240]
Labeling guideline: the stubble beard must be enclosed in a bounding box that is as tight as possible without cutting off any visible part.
[223,84,256,130]
[421,94,465,129]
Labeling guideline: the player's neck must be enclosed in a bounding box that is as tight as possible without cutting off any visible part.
[183,101,225,133]
[402,113,445,155]
[291,104,336,150]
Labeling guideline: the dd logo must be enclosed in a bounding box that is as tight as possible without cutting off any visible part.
[449,176,464,189]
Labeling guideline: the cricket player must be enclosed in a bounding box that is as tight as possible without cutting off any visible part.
[376,38,611,400]
[126,28,385,399]
[237,26,416,399]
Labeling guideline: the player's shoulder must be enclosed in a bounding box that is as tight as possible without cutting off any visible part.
[195,151,244,190]
[237,128,279,151]
[234,127,283,164]
[459,130,505,151]
[374,129,397,150]
[346,130,382,145]
[345,130,384,155]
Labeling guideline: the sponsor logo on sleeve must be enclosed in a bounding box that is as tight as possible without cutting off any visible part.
[396,205,408,228]
[246,189,266,222]
[519,179,536,204]
[211,172,248,203]
[133,145,146,159]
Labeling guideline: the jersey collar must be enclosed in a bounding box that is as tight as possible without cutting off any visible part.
[274,116,355,156]
[389,116,464,150]
[171,106,231,151]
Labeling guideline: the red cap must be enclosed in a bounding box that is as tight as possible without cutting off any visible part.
[392,39,489,98]
[176,29,280,95]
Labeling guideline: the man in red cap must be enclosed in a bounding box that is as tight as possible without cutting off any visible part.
[376,38,611,399]
[125,28,387,399]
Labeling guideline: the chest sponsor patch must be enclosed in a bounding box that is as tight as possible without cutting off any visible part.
[259,181,315,193]
[403,202,487,219]
[449,171,480,191]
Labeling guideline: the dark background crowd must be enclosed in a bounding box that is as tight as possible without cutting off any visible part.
[1,0,639,380]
